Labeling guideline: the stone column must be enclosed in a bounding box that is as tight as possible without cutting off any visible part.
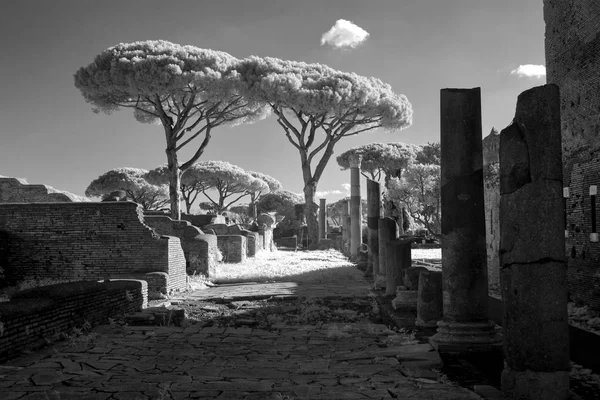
[499,84,569,400]
[378,217,397,289]
[318,198,326,241]
[350,155,362,258]
[386,237,410,296]
[342,200,350,254]
[431,87,500,353]
[367,179,380,278]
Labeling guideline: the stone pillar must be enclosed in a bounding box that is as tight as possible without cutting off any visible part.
[350,155,362,258]
[416,270,443,328]
[483,129,501,294]
[378,217,397,289]
[318,198,327,241]
[366,179,380,278]
[386,238,411,296]
[499,84,569,400]
[431,87,499,353]
[342,200,350,255]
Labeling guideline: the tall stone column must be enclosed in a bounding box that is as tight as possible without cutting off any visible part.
[342,200,350,254]
[350,155,362,258]
[318,198,326,241]
[431,87,499,353]
[499,84,569,400]
[366,179,380,278]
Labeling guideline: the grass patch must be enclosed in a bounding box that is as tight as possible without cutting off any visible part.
[211,249,364,284]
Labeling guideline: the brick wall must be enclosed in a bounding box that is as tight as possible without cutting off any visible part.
[0,280,146,362]
[0,202,186,296]
[180,214,226,228]
[544,0,600,309]
[0,176,91,203]
[217,236,247,263]
[144,215,219,276]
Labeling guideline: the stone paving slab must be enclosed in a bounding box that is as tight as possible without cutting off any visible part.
[0,319,485,400]
[182,280,373,302]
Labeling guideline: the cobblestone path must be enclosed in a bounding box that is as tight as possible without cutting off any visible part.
[1,278,487,400]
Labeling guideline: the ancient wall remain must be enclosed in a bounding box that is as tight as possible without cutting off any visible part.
[0,202,187,295]
[217,236,247,263]
[544,0,600,309]
[482,130,501,294]
[144,215,219,276]
[0,280,146,362]
[0,176,91,203]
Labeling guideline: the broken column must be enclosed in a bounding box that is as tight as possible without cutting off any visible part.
[350,154,362,258]
[499,84,569,400]
[386,237,411,297]
[318,198,326,241]
[379,217,397,291]
[431,87,499,353]
[416,270,443,328]
[342,200,350,255]
[367,179,380,278]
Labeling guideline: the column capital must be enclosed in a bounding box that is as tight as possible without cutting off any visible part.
[349,154,362,168]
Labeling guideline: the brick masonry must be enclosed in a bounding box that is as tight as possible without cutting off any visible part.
[545,0,600,309]
[0,176,91,203]
[0,202,187,297]
[0,280,146,362]
[144,215,219,277]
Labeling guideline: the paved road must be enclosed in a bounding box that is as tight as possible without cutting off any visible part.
[0,279,490,400]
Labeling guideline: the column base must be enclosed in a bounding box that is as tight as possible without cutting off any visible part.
[430,320,501,354]
[501,367,570,400]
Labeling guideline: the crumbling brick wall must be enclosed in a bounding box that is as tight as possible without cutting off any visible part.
[0,176,91,203]
[0,280,146,362]
[544,0,600,309]
[144,215,219,276]
[0,202,186,296]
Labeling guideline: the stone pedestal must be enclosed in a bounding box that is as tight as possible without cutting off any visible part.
[392,289,417,310]
[431,87,500,354]
[416,270,443,328]
[318,198,326,241]
[366,179,380,278]
[350,155,362,259]
[403,266,428,290]
[385,238,411,296]
[342,201,350,255]
[499,84,569,400]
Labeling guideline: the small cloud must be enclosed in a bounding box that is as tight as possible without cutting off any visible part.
[341,183,351,196]
[316,190,343,198]
[510,64,546,79]
[321,19,369,50]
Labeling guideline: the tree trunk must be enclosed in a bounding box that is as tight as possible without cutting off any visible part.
[166,145,181,220]
[303,182,319,247]
[248,194,257,220]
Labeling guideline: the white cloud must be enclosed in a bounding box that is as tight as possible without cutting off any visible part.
[510,64,546,79]
[320,19,369,49]
[316,189,343,197]
[341,183,351,196]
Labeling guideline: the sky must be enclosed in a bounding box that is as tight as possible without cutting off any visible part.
[0,0,547,208]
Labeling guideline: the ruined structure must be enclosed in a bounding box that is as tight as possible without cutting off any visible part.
[0,202,187,297]
[544,0,600,309]
[0,176,91,203]
[144,216,219,276]
[349,155,362,258]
